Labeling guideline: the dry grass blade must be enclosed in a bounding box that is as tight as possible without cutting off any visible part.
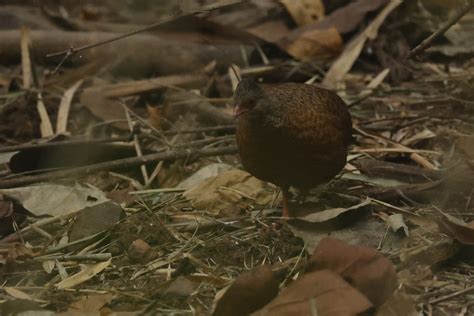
[323,0,402,88]
[20,26,32,89]
[56,79,83,134]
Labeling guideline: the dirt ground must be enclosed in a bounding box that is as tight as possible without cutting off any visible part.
[0,0,474,315]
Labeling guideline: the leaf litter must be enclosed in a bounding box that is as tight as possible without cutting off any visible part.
[0,0,473,315]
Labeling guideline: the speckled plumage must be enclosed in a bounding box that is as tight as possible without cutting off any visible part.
[233,79,352,216]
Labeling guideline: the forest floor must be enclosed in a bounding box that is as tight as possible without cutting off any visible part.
[0,0,473,315]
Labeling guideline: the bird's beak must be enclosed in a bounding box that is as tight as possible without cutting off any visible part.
[233,104,249,117]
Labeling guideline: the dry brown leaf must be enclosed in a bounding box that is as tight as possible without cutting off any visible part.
[307,237,397,307]
[4,287,34,301]
[253,270,372,316]
[323,0,402,88]
[280,0,325,26]
[7,243,36,261]
[279,0,387,60]
[376,292,418,316]
[0,184,109,217]
[183,169,277,216]
[284,27,343,61]
[399,236,460,269]
[162,276,195,298]
[177,163,234,190]
[437,213,474,245]
[213,265,279,316]
[293,197,371,223]
[57,293,114,316]
[69,201,124,242]
[246,20,292,43]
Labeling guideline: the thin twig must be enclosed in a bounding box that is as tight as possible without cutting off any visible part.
[163,125,235,135]
[35,253,112,262]
[407,1,474,59]
[428,285,474,304]
[0,145,237,188]
[45,1,244,72]
[0,135,134,154]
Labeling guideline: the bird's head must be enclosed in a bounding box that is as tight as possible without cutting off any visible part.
[233,78,265,117]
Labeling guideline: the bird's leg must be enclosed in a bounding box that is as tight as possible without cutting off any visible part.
[281,187,291,217]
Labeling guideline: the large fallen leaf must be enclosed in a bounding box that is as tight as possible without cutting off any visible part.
[57,293,113,316]
[323,0,402,88]
[376,292,418,316]
[213,265,279,316]
[278,0,387,60]
[284,27,343,61]
[0,183,108,217]
[307,237,397,307]
[399,236,460,268]
[183,169,277,216]
[436,213,474,245]
[55,258,112,289]
[69,201,124,241]
[253,270,372,316]
[280,0,325,26]
[292,197,371,223]
[177,163,234,190]
[288,214,386,253]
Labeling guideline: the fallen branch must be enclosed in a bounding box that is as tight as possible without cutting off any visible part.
[407,1,474,59]
[0,145,237,188]
[0,135,133,154]
[45,1,245,73]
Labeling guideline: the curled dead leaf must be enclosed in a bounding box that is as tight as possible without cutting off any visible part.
[213,265,280,316]
[280,0,325,26]
[183,169,277,216]
[253,270,372,316]
[436,213,474,245]
[284,27,343,61]
[307,237,397,307]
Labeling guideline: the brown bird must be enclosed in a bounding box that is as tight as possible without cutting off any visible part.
[233,79,352,217]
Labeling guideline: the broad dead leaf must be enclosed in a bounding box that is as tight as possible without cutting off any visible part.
[162,276,195,298]
[0,183,108,217]
[253,270,372,316]
[280,0,325,26]
[323,0,402,88]
[279,0,387,61]
[183,169,277,216]
[69,201,124,241]
[293,197,371,223]
[284,27,343,61]
[437,213,474,245]
[213,265,279,316]
[376,292,418,316]
[4,287,34,301]
[307,237,397,307]
[289,214,386,253]
[57,293,114,316]
[177,163,234,190]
